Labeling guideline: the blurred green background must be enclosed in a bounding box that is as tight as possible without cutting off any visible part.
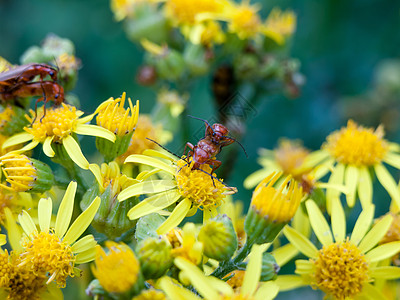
[1,0,400,298]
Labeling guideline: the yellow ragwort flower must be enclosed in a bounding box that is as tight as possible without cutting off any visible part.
[92,241,141,293]
[278,198,400,299]
[311,120,400,211]
[226,0,262,40]
[18,181,100,287]
[2,104,115,169]
[118,151,237,234]
[262,8,296,45]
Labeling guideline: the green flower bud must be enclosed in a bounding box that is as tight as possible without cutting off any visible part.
[151,50,185,81]
[41,34,75,58]
[198,214,238,261]
[20,46,47,64]
[136,237,173,279]
[260,252,280,281]
[183,43,209,76]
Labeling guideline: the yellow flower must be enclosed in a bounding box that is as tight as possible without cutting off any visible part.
[118,150,236,234]
[110,0,135,21]
[310,120,400,212]
[92,241,141,293]
[56,53,80,74]
[2,104,116,169]
[96,92,139,137]
[164,0,227,27]
[160,244,279,300]
[0,56,13,73]
[262,8,296,45]
[17,181,100,287]
[132,289,167,300]
[157,89,187,118]
[277,198,400,299]
[0,209,63,300]
[226,0,262,40]
[168,223,203,266]
[0,190,32,224]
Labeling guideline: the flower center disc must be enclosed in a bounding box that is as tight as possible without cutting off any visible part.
[312,240,369,299]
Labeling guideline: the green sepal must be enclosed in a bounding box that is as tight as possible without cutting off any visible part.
[29,158,54,193]
[135,213,166,242]
[260,252,280,281]
[96,131,134,163]
[0,106,29,136]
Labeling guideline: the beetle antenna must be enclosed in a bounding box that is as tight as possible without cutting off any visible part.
[187,115,215,133]
[226,136,248,158]
[145,138,181,159]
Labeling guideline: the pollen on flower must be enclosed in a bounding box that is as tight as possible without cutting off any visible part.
[225,270,245,290]
[92,242,140,293]
[0,154,37,192]
[3,250,48,300]
[311,239,369,300]
[96,92,138,136]
[25,104,82,143]
[20,230,75,288]
[324,120,389,166]
[251,173,302,223]
[175,158,236,210]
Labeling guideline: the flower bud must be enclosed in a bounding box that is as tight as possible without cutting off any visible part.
[82,162,138,239]
[245,172,302,245]
[260,252,280,281]
[198,214,238,261]
[96,93,139,162]
[0,153,54,193]
[136,237,173,279]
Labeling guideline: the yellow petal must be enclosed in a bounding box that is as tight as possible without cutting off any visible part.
[383,152,400,169]
[358,214,393,253]
[254,281,279,300]
[38,198,52,233]
[4,208,22,252]
[301,150,330,169]
[241,244,263,297]
[63,196,100,245]
[43,136,55,157]
[272,244,298,267]
[75,124,116,142]
[305,200,333,246]
[55,181,77,238]
[331,197,346,242]
[350,204,375,245]
[244,169,270,189]
[124,154,175,175]
[2,132,34,149]
[18,210,37,235]
[326,163,345,214]
[283,226,318,258]
[159,276,201,300]
[156,198,191,235]
[174,257,220,300]
[365,241,400,262]
[127,190,181,220]
[118,180,177,201]
[344,165,359,207]
[359,282,387,300]
[275,275,306,291]
[370,266,400,279]
[142,149,176,161]
[295,259,314,275]
[71,235,97,254]
[375,164,400,208]
[63,135,89,169]
[358,166,373,209]
[75,247,96,264]
[88,164,103,192]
